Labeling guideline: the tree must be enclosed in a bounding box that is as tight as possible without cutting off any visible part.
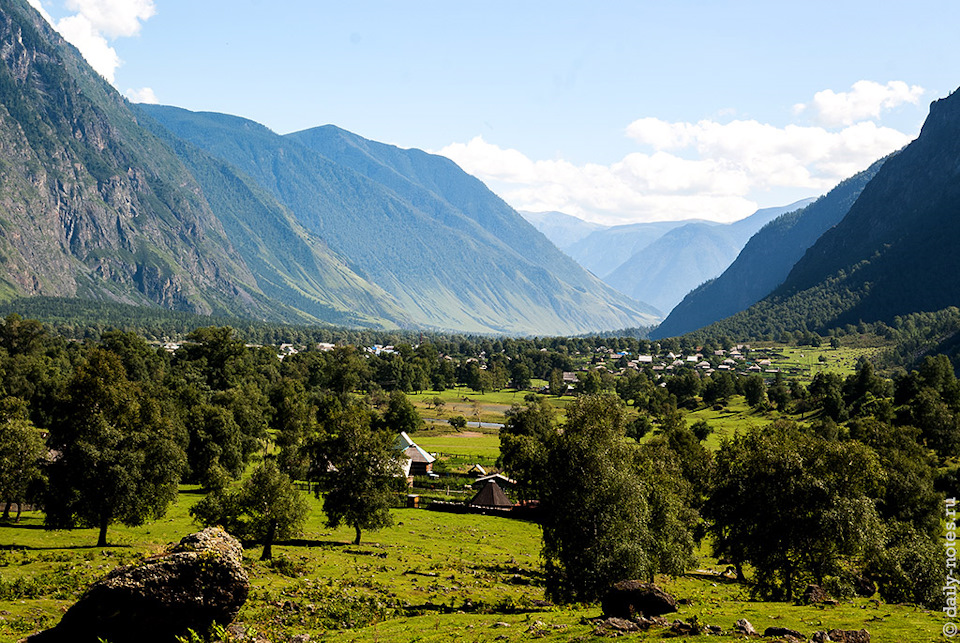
[184,403,245,489]
[311,398,403,545]
[742,374,767,408]
[497,398,556,501]
[271,378,316,481]
[539,393,651,603]
[45,349,186,546]
[190,459,308,560]
[705,421,882,600]
[381,390,423,434]
[447,415,467,431]
[548,368,565,397]
[0,398,45,522]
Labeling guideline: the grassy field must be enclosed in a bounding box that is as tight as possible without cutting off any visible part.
[0,490,944,642]
[1,344,940,641]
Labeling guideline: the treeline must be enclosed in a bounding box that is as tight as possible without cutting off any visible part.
[0,297,658,358]
[0,316,434,550]
[0,313,650,552]
[498,357,956,608]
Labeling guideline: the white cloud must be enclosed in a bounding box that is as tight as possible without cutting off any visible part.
[795,80,924,127]
[440,86,919,226]
[64,0,155,39]
[125,86,159,104]
[27,0,155,85]
[55,14,121,83]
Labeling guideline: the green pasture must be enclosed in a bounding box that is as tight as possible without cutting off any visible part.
[0,489,943,643]
[755,345,884,381]
[413,433,502,468]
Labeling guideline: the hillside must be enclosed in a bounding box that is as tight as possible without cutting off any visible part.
[564,220,692,277]
[141,106,661,334]
[0,0,422,328]
[520,211,607,250]
[689,88,960,340]
[654,162,885,338]
[604,199,813,314]
[0,0,267,317]
[0,0,661,335]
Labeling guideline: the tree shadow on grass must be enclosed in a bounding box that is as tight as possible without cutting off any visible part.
[274,538,351,548]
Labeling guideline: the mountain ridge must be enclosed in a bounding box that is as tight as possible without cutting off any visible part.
[653,163,885,338]
[141,104,660,334]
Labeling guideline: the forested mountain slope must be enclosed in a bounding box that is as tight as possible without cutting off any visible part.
[0,0,264,316]
[142,106,660,334]
[688,89,960,340]
[654,161,885,338]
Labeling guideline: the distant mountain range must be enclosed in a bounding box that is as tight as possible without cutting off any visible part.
[519,211,606,249]
[673,87,960,340]
[0,0,659,336]
[524,199,813,315]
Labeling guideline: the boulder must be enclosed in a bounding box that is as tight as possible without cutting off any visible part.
[601,581,677,618]
[29,528,249,643]
[801,584,829,604]
[764,626,805,640]
[855,576,876,597]
[827,629,870,643]
[734,617,757,635]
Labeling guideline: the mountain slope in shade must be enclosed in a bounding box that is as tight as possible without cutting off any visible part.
[520,211,607,250]
[654,162,885,338]
[604,199,814,314]
[142,106,660,334]
[690,89,960,340]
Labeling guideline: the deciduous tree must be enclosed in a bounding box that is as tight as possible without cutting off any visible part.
[190,459,308,560]
[45,349,185,546]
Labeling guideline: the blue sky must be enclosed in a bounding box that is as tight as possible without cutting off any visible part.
[27,0,960,225]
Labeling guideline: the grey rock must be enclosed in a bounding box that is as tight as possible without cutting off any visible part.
[763,626,805,639]
[827,629,871,643]
[601,580,677,618]
[734,617,757,635]
[28,528,249,643]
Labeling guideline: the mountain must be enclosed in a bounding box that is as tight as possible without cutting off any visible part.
[603,199,815,314]
[0,0,417,328]
[140,107,660,334]
[520,211,607,250]
[0,0,658,335]
[0,0,261,316]
[686,89,960,340]
[653,165,884,338]
[564,220,694,277]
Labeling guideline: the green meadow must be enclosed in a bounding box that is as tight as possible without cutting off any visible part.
[0,489,943,642]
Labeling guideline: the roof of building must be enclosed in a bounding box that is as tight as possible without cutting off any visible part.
[395,431,435,464]
[473,473,516,488]
[469,480,513,508]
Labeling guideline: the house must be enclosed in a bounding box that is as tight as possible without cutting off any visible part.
[395,432,436,478]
